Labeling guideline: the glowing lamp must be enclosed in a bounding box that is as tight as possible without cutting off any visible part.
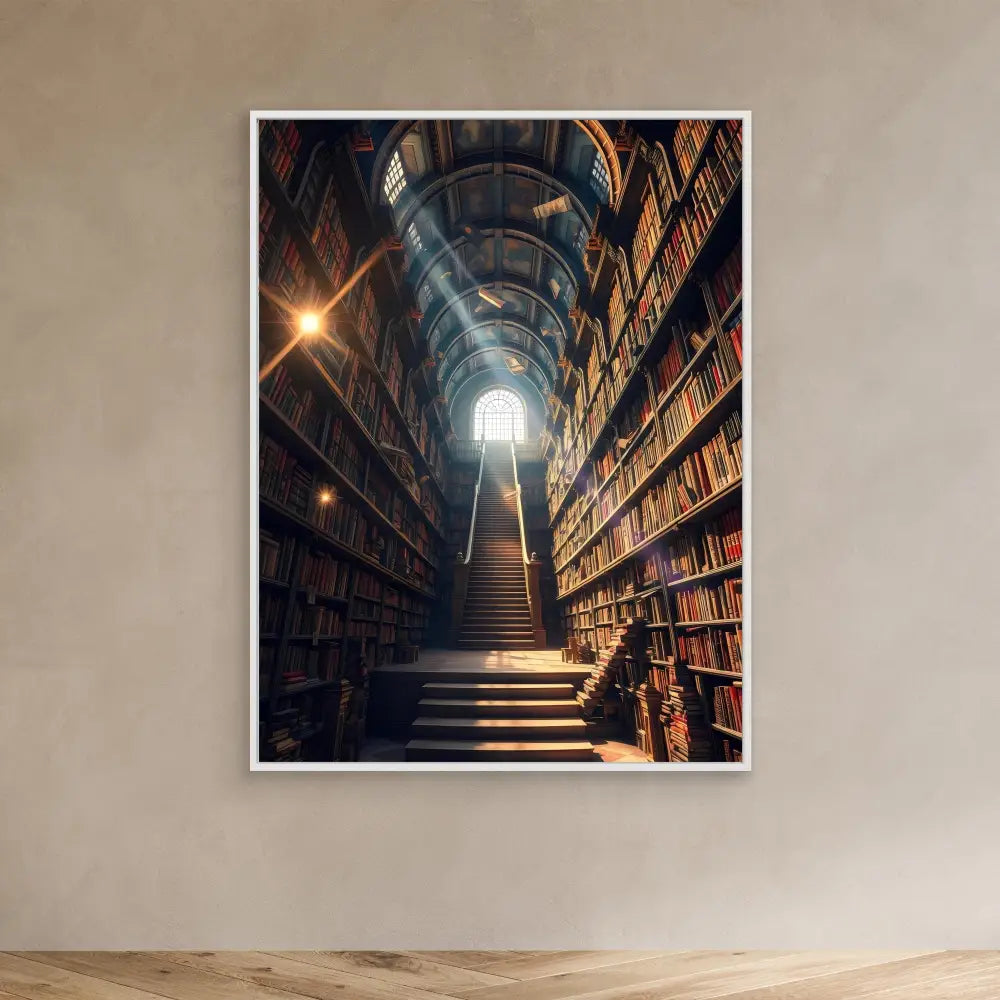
[298,312,321,336]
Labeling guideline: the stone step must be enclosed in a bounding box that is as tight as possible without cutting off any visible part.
[411,716,589,741]
[456,640,537,650]
[422,682,581,699]
[418,698,580,718]
[405,739,597,762]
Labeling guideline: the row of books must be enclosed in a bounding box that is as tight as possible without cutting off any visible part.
[683,122,742,248]
[556,446,739,596]
[650,628,671,663]
[260,529,295,583]
[260,435,314,518]
[348,618,378,639]
[259,120,301,186]
[354,570,382,600]
[257,130,450,523]
[303,170,351,287]
[649,318,710,400]
[352,278,381,362]
[260,591,286,633]
[679,625,743,673]
[262,357,444,542]
[281,644,342,685]
[548,229,741,526]
[300,549,350,599]
[262,434,435,590]
[259,189,277,264]
[617,588,667,625]
[673,120,713,185]
[290,602,343,637]
[673,577,743,623]
[638,417,743,533]
[262,361,326,447]
[261,230,319,305]
[666,509,743,579]
[632,176,666,281]
[714,684,743,733]
[710,240,742,316]
[556,408,742,588]
[619,137,740,352]
[659,327,743,447]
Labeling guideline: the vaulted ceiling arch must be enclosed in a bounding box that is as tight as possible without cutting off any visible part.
[408,225,582,303]
[443,347,554,397]
[425,278,571,358]
[369,118,622,210]
[436,319,558,381]
[358,118,621,428]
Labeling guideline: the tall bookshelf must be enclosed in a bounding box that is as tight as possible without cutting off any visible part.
[257,121,450,762]
[550,119,745,763]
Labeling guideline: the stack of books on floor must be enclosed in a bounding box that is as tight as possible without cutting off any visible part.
[662,661,714,761]
[577,619,646,720]
[577,650,621,719]
[266,727,303,762]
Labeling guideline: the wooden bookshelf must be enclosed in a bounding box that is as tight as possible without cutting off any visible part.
[259,151,450,501]
[553,118,745,762]
[258,127,446,763]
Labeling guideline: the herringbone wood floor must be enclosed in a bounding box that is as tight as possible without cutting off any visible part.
[2,951,998,998]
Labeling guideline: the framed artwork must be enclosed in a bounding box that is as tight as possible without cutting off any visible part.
[252,112,750,770]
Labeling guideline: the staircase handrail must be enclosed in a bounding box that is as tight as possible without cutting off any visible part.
[458,437,486,565]
[510,439,532,567]
[511,441,546,648]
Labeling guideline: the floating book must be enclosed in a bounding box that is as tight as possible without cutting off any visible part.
[532,194,571,219]
[477,287,506,309]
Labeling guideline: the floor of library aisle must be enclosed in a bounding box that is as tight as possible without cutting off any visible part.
[365,649,649,763]
[4,951,997,998]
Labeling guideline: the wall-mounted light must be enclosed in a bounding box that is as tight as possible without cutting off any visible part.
[298,312,322,336]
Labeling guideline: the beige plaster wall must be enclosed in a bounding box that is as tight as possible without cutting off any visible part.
[2,0,999,948]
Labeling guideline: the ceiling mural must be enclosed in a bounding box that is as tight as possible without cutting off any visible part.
[362,119,620,418]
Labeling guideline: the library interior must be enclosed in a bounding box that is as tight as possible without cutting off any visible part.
[258,117,744,764]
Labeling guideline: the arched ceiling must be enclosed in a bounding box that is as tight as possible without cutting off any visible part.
[363,119,620,426]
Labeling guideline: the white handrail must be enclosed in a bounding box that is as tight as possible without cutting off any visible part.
[458,438,486,565]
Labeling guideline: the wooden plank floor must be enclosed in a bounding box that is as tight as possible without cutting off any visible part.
[3,952,998,999]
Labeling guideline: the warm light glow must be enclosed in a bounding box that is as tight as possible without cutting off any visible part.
[318,490,333,504]
[298,312,321,335]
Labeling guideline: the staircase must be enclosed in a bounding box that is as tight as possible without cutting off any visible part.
[457,443,534,651]
[405,670,598,761]
[404,442,596,762]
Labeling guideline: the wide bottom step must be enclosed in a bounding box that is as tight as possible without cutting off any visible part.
[422,682,580,699]
[405,739,598,762]
[417,698,580,718]
[412,716,588,740]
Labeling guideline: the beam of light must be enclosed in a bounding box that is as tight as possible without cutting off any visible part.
[406,206,559,404]
[317,240,388,317]
[258,306,344,384]
[257,239,394,383]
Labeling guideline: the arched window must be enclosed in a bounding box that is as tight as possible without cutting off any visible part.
[473,388,526,442]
